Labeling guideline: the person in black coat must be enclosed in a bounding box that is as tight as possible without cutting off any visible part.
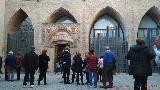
[126,38,155,90]
[74,52,84,85]
[38,50,50,85]
[71,52,84,84]
[23,47,39,87]
[61,46,71,84]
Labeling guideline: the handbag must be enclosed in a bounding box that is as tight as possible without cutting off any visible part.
[112,65,116,75]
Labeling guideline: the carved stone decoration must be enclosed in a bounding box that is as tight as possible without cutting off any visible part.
[42,23,80,47]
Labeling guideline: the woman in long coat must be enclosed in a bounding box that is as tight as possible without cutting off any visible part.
[38,50,50,85]
[74,52,84,85]
[126,38,155,90]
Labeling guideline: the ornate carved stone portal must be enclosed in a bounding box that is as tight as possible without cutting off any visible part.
[42,23,80,48]
[42,23,80,72]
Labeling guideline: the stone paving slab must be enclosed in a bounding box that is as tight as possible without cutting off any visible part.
[0,73,160,90]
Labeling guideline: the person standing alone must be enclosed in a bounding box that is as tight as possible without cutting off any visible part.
[126,38,155,90]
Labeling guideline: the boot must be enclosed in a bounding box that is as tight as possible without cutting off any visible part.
[105,84,113,89]
[100,82,106,88]
[44,77,47,85]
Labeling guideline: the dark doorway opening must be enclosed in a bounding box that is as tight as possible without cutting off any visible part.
[55,44,68,59]
[54,44,68,72]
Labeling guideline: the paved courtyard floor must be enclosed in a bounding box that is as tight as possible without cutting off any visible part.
[0,73,160,90]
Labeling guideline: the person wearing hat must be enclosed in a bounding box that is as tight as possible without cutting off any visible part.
[101,46,116,89]
[23,46,39,87]
[5,51,16,81]
[126,38,155,90]
[61,46,71,84]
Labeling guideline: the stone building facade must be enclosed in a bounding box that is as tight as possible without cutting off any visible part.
[0,0,160,72]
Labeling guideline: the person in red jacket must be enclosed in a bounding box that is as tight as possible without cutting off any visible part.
[16,52,23,80]
[86,49,98,88]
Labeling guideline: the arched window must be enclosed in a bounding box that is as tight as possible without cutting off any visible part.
[7,9,34,55]
[138,15,159,38]
[91,15,122,38]
[56,16,74,24]
[137,6,160,49]
[90,9,127,72]
[138,14,160,48]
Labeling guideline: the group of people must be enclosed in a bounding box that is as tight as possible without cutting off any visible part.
[4,51,23,81]
[23,47,50,87]
[60,46,116,89]
[0,37,159,90]
[2,47,50,88]
[60,38,158,90]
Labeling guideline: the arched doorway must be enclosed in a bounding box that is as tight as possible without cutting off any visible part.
[53,16,75,68]
[44,7,78,72]
[7,9,34,55]
[137,6,160,72]
[90,7,128,72]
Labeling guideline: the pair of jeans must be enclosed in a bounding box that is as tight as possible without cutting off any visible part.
[23,70,35,85]
[88,69,97,87]
[16,67,21,80]
[5,67,8,80]
[85,71,89,83]
[38,70,47,84]
[102,65,113,86]
[76,72,83,84]
[71,70,75,83]
[63,68,70,83]
[8,66,14,81]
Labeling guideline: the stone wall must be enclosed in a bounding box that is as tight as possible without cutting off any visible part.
[1,0,160,71]
[0,0,5,57]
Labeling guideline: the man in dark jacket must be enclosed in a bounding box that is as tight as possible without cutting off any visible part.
[61,46,71,84]
[23,47,39,87]
[5,51,16,81]
[126,38,155,90]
